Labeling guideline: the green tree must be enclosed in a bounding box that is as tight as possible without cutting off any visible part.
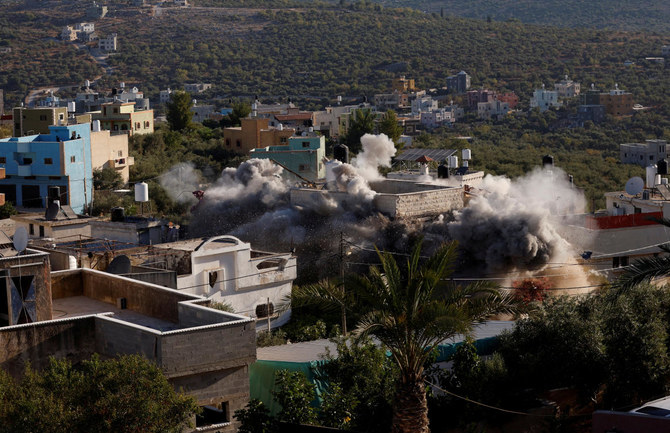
[272,370,317,425]
[0,355,199,433]
[225,102,252,127]
[292,241,516,433]
[166,90,194,131]
[344,108,375,154]
[0,202,17,219]
[378,109,403,146]
[93,167,124,190]
[234,399,276,433]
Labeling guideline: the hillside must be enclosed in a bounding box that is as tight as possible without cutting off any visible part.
[373,0,670,33]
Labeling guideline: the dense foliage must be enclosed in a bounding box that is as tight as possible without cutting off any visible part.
[0,355,199,433]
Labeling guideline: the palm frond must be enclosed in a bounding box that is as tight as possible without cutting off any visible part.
[615,255,670,293]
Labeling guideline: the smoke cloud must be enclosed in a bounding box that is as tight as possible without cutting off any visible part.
[187,135,586,282]
[160,162,200,204]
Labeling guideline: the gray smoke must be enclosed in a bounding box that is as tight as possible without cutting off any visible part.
[160,162,201,204]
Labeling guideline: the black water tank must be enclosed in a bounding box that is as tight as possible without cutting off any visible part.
[658,159,668,175]
[48,186,60,203]
[111,207,125,222]
[438,163,449,179]
[334,143,349,164]
[542,154,554,167]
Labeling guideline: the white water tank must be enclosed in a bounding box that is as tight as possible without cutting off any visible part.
[67,101,76,112]
[135,182,149,202]
[92,120,101,132]
[462,149,472,160]
[656,174,662,187]
[448,155,458,168]
[646,165,657,188]
[68,255,78,269]
[462,160,469,168]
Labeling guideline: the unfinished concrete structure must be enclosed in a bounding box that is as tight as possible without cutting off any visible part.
[291,179,464,218]
[0,268,256,432]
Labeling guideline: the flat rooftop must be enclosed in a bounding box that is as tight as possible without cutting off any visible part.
[52,295,179,331]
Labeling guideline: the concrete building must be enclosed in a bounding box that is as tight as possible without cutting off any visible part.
[392,76,416,93]
[86,1,108,19]
[420,109,456,129]
[477,100,510,120]
[184,83,212,94]
[497,92,519,109]
[446,71,471,94]
[115,86,150,111]
[0,123,93,213]
[223,118,294,155]
[577,104,606,125]
[151,235,297,329]
[13,107,68,137]
[250,134,326,182]
[530,85,561,111]
[554,75,581,99]
[60,26,78,41]
[311,103,372,138]
[582,84,634,116]
[190,103,216,124]
[465,89,496,109]
[98,34,117,52]
[291,179,464,219]
[411,96,438,115]
[159,88,173,104]
[0,266,256,432]
[90,128,133,182]
[374,92,404,111]
[270,113,313,135]
[620,139,668,167]
[90,215,178,245]
[94,101,154,136]
[12,211,94,240]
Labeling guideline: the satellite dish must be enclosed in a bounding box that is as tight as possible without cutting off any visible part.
[106,255,131,275]
[45,202,60,221]
[625,177,644,196]
[13,227,28,253]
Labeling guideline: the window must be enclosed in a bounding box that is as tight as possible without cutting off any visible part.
[39,226,44,237]
[59,114,64,121]
[113,125,119,131]
[298,164,308,172]
[650,155,654,160]
[236,140,241,147]
[29,224,34,235]
[302,141,310,148]
[256,303,274,318]
[44,158,52,165]
[70,156,75,163]
[280,137,287,143]
[0,157,5,163]
[23,157,32,165]
[117,150,123,157]
[135,122,140,129]
[39,115,47,121]
[225,139,231,147]
[113,108,118,114]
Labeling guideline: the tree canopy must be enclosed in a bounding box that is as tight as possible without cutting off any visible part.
[166,90,194,131]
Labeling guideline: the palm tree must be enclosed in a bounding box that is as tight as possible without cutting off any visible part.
[617,217,670,291]
[291,241,516,433]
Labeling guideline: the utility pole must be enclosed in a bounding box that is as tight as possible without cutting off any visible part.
[339,231,347,336]
[267,297,271,333]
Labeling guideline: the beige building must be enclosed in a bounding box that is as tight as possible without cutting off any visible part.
[13,107,68,136]
[93,102,154,136]
[90,129,134,182]
[11,212,94,240]
[223,118,294,155]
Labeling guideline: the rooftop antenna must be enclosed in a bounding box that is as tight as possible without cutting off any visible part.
[625,176,644,196]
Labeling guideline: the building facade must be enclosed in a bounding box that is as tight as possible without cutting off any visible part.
[98,34,117,52]
[620,139,668,167]
[0,123,93,213]
[477,100,510,120]
[583,85,634,116]
[554,75,581,98]
[530,86,561,111]
[90,129,133,182]
[94,102,154,136]
[447,71,471,94]
[250,134,326,182]
[13,107,68,137]
[223,118,294,155]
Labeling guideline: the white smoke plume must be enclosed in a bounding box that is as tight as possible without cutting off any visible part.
[446,167,585,272]
[160,162,201,204]
[351,133,396,181]
[206,158,290,206]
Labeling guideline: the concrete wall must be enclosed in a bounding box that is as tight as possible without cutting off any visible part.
[0,317,97,378]
[95,316,159,360]
[123,266,177,289]
[51,270,83,298]
[177,303,238,327]
[374,187,464,218]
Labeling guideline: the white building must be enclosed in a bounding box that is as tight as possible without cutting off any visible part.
[477,100,510,120]
[620,139,668,167]
[153,235,297,329]
[98,34,117,52]
[75,22,95,33]
[554,75,581,99]
[184,83,212,94]
[159,88,173,104]
[530,85,561,112]
[411,96,438,115]
[190,102,216,123]
[420,109,455,129]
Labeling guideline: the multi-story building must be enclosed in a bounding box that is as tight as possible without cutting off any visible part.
[0,265,256,432]
[159,88,173,104]
[60,26,78,41]
[477,100,510,120]
[93,101,154,136]
[583,84,634,116]
[554,75,581,99]
[250,134,326,182]
[420,109,456,129]
[98,33,117,52]
[0,123,93,213]
[530,85,561,111]
[75,22,95,33]
[620,139,668,167]
[446,71,471,94]
[497,92,519,109]
[465,89,496,109]
[392,76,416,93]
[577,105,606,125]
[311,103,372,138]
[374,92,403,111]
[13,107,68,136]
[223,118,294,155]
[90,127,134,182]
[411,96,438,115]
[190,103,216,124]
[86,1,107,19]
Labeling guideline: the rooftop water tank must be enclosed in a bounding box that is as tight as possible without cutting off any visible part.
[646,164,657,189]
[135,182,149,202]
[462,149,472,160]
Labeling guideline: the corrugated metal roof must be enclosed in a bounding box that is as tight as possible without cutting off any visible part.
[395,148,456,162]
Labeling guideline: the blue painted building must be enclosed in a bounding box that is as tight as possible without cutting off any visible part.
[250,134,326,182]
[0,123,93,213]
